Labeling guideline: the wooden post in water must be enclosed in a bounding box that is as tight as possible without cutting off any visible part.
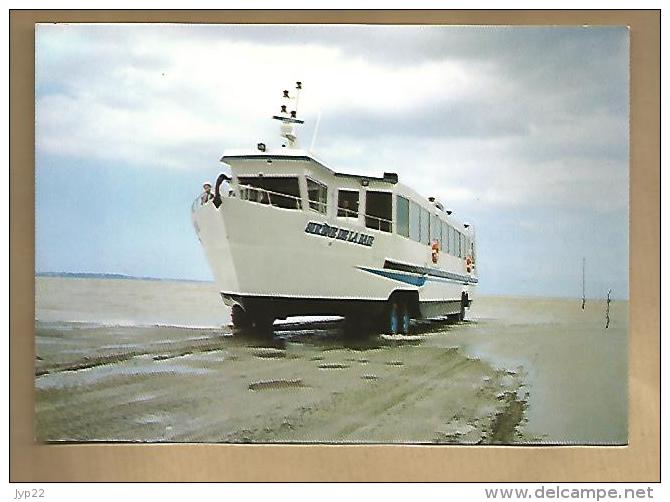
[605,289,612,329]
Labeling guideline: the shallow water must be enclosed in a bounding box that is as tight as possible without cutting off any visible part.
[436,297,628,444]
[35,277,230,328]
[34,277,628,444]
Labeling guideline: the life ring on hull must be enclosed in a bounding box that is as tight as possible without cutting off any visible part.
[431,241,440,264]
[466,256,474,273]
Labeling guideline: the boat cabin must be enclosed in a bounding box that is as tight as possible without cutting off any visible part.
[219,149,476,264]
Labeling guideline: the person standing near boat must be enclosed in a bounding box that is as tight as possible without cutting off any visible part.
[200,182,214,205]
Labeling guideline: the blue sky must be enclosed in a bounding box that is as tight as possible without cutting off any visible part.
[35,25,629,299]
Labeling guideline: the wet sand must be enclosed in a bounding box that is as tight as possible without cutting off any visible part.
[35,320,528,444]
[34,278,628,444]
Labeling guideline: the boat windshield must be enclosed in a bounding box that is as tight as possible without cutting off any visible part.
[237,176,302,210]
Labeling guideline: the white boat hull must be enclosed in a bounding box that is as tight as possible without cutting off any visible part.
[192,197,477,320]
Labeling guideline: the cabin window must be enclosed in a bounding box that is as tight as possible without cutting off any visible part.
[307,178,328,214]
[456,231,462,258]
[237,176,302,210]
[365,191,392,232]
[441,221,449,254]
[337,190,359,218]
[449,226,456,256]
[430,214,441,246]
[420,208,430,245]
[409,201,421,242]
[396,195,410,238]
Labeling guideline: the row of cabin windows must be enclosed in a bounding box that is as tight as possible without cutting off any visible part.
[396,195,469,258]
[336,189,392,232]
[237,176,392,232]
[334,188,393,232]
[235,177,470,256]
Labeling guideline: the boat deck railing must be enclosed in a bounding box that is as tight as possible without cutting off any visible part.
[364,214,393,232]
[191,194,211,212]
[335,205,393,232]
[336,207,359,218]
[193,185,393,232]
[308,200,328,214]
[190,188,236,213]
[238,184,303,210]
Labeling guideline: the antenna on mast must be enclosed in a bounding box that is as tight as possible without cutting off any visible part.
[294,81,302,116]
[310,111,322,153]
[272,81,304,148]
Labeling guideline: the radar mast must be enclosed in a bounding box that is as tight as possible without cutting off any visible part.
[272,81,304,148]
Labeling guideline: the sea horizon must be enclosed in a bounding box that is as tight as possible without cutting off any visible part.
[34,271,629,301]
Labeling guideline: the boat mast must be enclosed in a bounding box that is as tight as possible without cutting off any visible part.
[272,81,304,149]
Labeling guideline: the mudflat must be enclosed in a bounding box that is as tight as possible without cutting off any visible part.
[34,278,627,444]
[35,321,528,443]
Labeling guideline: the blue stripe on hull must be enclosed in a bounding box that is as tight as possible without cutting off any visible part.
[383,259,478,285]
[356,265,477,287]
[356,266,427,286]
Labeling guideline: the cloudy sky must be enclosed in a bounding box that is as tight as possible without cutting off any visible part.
[35,24,629,299]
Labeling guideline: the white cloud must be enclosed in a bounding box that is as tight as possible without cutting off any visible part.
[35,24,629,296]
[36,24,628,214]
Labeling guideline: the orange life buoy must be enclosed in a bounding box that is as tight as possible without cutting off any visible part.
[431,241,440,264]
[466,256,473,273]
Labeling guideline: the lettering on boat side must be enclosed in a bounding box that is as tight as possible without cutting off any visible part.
[304,221,375,247]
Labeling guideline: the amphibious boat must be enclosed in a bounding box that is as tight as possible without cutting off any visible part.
[191,83,478,334]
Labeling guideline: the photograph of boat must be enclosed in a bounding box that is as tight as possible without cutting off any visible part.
[192,83,478,335]
[33,23,629,446]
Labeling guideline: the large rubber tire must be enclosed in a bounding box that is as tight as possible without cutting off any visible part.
[344,314,363,334]
[231,304,251,329]
[252,314,275,335]
[345,311,383,336]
